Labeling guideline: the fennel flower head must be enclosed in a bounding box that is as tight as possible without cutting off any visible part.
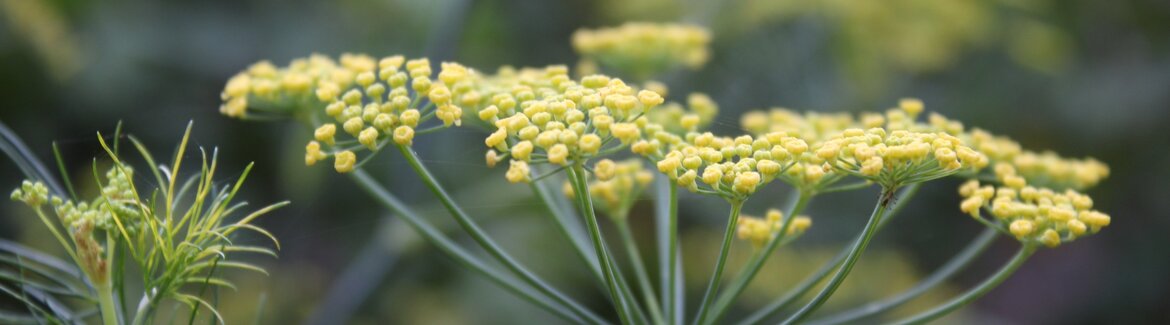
[472,67,666,183]
[737,98,1112,247]
[736,209,812,249]
[572,22,711,80]
[220,54,478,173]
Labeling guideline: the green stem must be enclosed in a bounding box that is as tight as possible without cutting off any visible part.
[130,290,153,325]
[809,228,999,325]
[617,220,666,325]
[704,190,812,324]
[98,233,118,325]
[568,163,634,325]
[782,187,895,324]
[397,146,603,323]
[692,200,745,325]
[737,184,921,325]
[348,170,595,324]
[890,243,1038,325]
[659,180,681,324]
[98,284,118,325]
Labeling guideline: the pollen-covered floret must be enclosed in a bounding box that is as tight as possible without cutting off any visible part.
[736,209,812,248]
[647,91,719,134]
[218,54,372,118]
[957,179,1110,248]
[637,130,808,199]
[231,54,479,173]
[474,67,667,183]
[818,128,987,187]
[572,22,712,80]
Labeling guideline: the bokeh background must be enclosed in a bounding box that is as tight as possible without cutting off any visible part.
[2,0,1168,324]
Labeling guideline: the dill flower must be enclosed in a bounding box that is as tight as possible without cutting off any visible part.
[736,209,812,248]
[472,67,667,183]
[636,130,808,200]
[221,54,481,173]
[818,128,987,188]
[572,22,711,80]
[647,92,720,134]
[958,177,1110,248]
[218,54,370,118]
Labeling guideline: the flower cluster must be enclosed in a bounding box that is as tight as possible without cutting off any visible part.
[572,22,711,80]
[646,91,719,134]
[740,99,1108,190]
[637,130,808,200]
[563,159,654,219]
[11,164,142,236]
[958,166,1110,247]
[736,209,812,248]
[473,68,666,183]
[817,128,988,187]
[220,54,479,173]
[309,56,477,172]
[220,54,371,118]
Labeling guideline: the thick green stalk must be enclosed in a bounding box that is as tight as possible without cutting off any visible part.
[397,146,602,323]
[704,190,811,324]
[568,163,634,325]
[890,243,1038,325]
[691,200,745,325]
[782,188,895,324]
[348,170,594,324]
[97,284,117,325]
[810,228,999,325]
[617,220,666,325]
[98,234,118,325]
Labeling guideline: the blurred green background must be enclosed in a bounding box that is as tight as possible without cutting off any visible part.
[2,0,1168,324]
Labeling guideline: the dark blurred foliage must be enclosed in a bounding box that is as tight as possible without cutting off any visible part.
[1,0,1168,324]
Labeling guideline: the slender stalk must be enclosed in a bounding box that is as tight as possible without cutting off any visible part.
[348,169,596,324]
[890,243,1038,325]
[692,200,745,325]
[704,190,811,324]
[98,235,118,325]
[810,228,999,325]
[658,179,681,324]
[617,220,666,325]
[396,145,602,323]
[97,284,117,325]
[738,184,921,325]
[568,163,634,325]
[782,187,895,324]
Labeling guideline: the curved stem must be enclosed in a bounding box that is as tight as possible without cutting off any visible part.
[692,200,745,325]
[704,190,812,324]
[782,187,895,324]
[348,169,593,324]
[397,146,603,324]
[568,163,634,325]
[890,243,1038,325]
[738,184,921,324]
[617,220,666,325]
[809,228,999,325]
